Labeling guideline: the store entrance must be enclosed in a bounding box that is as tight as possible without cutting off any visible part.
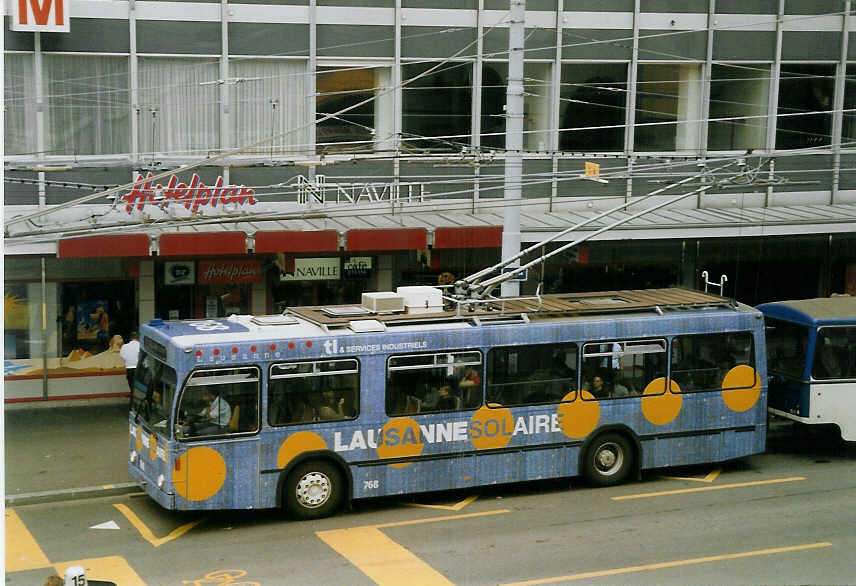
[155,284,194,320]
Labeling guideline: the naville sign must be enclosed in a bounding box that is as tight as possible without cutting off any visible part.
[10,0,69,32]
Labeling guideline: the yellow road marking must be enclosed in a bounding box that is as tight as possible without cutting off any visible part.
[5,509,51,572]
[501,542,832,585]
[612,476,805,500]
[318,527,454,586]
[406,495,479,511]
[114,503,203,547]
[54,556,147,586]
[317,509,510,585]
[376,509,510,529]
[661,468,721,483]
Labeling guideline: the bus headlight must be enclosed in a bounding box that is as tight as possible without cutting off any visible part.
[157,474,165,488]
[130,450,137,463]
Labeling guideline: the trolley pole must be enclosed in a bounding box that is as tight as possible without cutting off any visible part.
[501,0,525,296]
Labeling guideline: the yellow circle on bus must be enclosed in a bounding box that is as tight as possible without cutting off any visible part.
[134,427,142,454]
[173,446,226,502]
[470,404,514,450]
[557,390,600,439]
[276,431,328,469]
[721,365,761,412]
[641,378,682,425]
[377,417,423,468]
[149,435,158,461]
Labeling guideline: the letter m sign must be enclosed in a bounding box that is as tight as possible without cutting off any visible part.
[10,0,70,32]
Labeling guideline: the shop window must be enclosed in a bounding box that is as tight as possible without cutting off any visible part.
[137,57,219,160]
[5,279,133,380]
[634,63,703,152]
[59,281,136,357]
[402,62,472,151]
[486,343,577,406]
[4,283,45,360]
[776,64,835,149]
[482,62,554,151]
[231,58,311,157]
[560,63,628,152]
[708,63,769,151]
[316,66,388,154]
[43,54,131,156]
[200,283,250,318]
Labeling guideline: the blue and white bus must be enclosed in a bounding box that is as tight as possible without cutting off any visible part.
[759,296,856,441]
[129,286,767,519]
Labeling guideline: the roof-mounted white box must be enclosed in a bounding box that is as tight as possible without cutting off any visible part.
[361,291,405,313]
[396,286,444,314]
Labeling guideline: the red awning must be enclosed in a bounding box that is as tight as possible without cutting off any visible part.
[346,228,427,251]
[433,226,502,249]
[58,234,150,258]
[254,230,339,253]
[158,232,247,256]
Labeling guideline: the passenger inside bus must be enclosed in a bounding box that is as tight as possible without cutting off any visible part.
[583,374,609,398]
[458,367,482,408]
[612,374,631,397]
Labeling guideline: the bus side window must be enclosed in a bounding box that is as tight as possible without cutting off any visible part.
[269,359,359,425]
[812,328,853,380]
[177,367,259,438]
[387,351,481,415]
[486,343,578,406]
[670,333,753,392]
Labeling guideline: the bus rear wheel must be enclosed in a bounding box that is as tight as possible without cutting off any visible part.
[284,460,344,520]
[583,432,634,487]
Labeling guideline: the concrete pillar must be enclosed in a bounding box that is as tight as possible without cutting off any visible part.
[252,278,267,314]
[377,255,393,291]
[139,260,155,323]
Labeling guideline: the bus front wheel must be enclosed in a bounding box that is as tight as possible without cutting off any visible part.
[284,460,344,520]
[583,433,634,487]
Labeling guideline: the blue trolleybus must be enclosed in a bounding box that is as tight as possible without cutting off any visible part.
[759,295,856,441]
[129,286,767,519]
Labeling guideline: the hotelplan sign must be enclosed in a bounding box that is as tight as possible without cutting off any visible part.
[10,0,69,31]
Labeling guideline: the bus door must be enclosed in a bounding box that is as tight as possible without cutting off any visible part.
[173,366,261,508]
[807,326,856,439]
[383,350,483,492]
[765,318,811,418]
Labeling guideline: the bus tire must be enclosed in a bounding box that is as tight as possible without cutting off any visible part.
[583,432,634,487]
[283,459,344,520]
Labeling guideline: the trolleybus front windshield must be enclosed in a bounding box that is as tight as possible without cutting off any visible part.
[132,350,177,433]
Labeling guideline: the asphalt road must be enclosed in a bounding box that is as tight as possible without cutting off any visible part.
[6,421,856,586]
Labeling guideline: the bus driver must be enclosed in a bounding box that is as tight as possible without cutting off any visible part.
[198,388,231,434]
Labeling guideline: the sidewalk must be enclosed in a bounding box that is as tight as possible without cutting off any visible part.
[4,398,140,506]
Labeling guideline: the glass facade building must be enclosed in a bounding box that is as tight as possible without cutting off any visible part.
[4,0,855,400]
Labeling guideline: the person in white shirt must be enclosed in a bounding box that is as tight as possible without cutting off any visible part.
[119,332,141,408]
[200,387,232,430]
